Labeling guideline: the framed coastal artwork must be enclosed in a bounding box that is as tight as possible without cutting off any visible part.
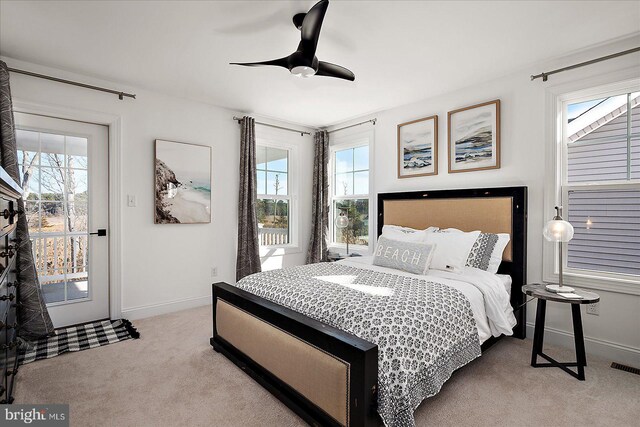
[447,99,500,173]
[154,139,212,224]
[397,115,438,178]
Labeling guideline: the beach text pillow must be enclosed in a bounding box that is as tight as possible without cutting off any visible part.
[373,236,435,275]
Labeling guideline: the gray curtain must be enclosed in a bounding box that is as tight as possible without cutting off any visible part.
[0,61,55,340]
[236,116,262,281]
[306,130,329,264]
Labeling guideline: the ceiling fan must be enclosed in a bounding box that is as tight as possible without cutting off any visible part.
[230,0,355,81]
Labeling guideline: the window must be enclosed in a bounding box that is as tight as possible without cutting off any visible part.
[330,141,371,250]
[16,129,89,303]
[559,88,640,282]
[256,145,291,246]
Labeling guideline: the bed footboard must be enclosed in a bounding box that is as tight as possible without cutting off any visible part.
[211,282,379,427]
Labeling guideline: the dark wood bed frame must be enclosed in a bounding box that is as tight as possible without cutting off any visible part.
[211,186,527,426]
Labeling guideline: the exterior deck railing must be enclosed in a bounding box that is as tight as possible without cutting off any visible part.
[258,227,289,246]
[30,232,88,286]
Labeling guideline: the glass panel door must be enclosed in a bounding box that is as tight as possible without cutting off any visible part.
[17,129,89,304]
[15,112,109,327]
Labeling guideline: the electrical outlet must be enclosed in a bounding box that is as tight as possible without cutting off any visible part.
[211,267,218,277]
[127,195,137,207]
[586,303,599,316]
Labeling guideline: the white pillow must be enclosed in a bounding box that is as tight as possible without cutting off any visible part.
[467,233,510,274]
[381,225,437,243]
[491,234,510,272]
[424,230,480,273]
[441,228,510,274]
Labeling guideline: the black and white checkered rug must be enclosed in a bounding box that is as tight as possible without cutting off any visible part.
[18,319,140,365]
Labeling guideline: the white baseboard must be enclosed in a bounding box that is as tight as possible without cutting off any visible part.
[122,295,211,320]
[526,322,640,367]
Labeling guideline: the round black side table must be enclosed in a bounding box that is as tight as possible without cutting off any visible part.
[522,283,600,381]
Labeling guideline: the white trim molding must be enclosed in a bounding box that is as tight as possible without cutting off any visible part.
[108,116,123,320]
[526,322,640,368]
[543,68,640,296]
[122,295,211,320]
[256,128,303,257]
[328,127,376,255]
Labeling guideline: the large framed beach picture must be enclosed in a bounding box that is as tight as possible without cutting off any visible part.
[448,99,500,173]
[397,115,438,178]
[155,139,212,224]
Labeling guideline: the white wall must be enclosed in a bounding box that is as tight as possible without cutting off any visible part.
[328,36,640,366]
[1,56,314,320]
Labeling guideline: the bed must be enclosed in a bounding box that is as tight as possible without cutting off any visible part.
[210,186,527,427]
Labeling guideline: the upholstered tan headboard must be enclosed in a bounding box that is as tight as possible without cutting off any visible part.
[381,197,513,261]
[377,186,528,339]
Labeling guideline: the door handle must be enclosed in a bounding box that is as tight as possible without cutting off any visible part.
[89,229,107,236]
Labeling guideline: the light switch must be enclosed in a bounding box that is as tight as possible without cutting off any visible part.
[127,195,137,207]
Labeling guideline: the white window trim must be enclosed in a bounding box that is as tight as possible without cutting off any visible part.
[544,74,640,296]
[328,128,375,255]
[256,137,300,254]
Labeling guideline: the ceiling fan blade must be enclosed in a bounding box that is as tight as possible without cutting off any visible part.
[316,61,355,81]
[299,0,329,57]
[230,56,290,69]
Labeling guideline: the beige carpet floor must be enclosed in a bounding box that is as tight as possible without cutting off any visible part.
[15,305,640,427]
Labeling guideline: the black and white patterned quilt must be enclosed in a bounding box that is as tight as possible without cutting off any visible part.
[235,262,481,427]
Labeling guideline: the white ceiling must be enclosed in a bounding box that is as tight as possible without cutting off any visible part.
[1,1,639,127]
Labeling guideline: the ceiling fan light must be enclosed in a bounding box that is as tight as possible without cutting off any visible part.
[290,65,316,78]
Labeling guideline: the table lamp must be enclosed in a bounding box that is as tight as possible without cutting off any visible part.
[543,206,574,293]
[335,208,350,255]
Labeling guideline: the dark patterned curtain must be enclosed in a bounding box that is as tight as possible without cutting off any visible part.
[306,130,329,264]
[0,61,55,340]
[236,116,261,281]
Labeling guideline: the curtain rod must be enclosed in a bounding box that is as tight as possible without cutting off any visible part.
[232,116,311,136]
[7,67,136,100]
[530,46,640,82]
[329,118,377,133]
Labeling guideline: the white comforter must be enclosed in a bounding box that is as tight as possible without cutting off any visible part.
[338,256,516,343]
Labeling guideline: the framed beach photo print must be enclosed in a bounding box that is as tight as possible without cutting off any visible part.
[154,139,212,224]
[397,115,438,178]
[447,100,500,173]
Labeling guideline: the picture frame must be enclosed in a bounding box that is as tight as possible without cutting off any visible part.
[447,99,500,173]
[397,115,438,178]
[154,139,212,224]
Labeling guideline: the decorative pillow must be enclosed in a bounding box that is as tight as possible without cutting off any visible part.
[423,230,480,273]
[373,236,435,275]
[466,232,510,274]
[381,225,438,243]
